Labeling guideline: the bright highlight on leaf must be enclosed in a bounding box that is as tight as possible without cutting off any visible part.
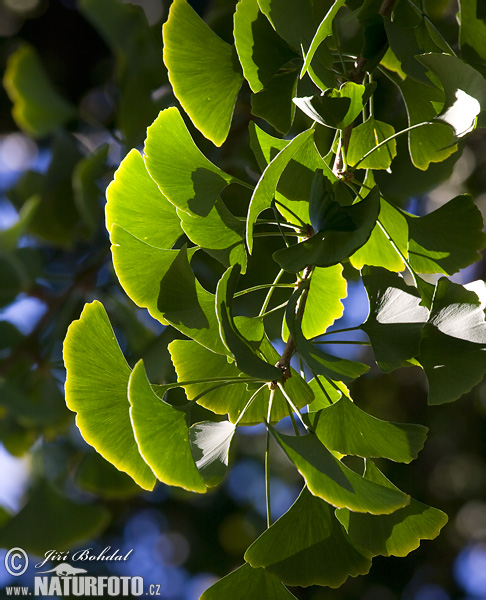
[163,0,243,146]
[63,301,156,490]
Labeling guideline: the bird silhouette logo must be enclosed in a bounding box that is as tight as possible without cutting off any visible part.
[37,562,88,577]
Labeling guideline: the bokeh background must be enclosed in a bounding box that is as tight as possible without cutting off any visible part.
[0,0,485,598]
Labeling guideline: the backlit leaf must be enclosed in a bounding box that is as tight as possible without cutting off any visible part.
[163,0,243,146]
[245,486,371,588]
[128,360,206,493]
[347,117,397,170]
[63,301,156,490]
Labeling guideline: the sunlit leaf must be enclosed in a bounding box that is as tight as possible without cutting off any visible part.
[245,486,371,587]
[128,360,206,493]
[272,429,410,514]
[163,0,243,146]
[274,186,380,272]
[311,396,428,463]
[347,117,397,170]
[189,420,236,486]
[350,198,408,272]
[336,460,448,557]
[0,480,109,556]
[3,44,75,138]
[405,194,485,275]
[63,301,156,490]
[144,107,239,218]
[178,198,247,272]
[200,563,297,599]
[234,0,296,93]
[361,268,429,372]
[246,128,315,252]
[106,149,182,249]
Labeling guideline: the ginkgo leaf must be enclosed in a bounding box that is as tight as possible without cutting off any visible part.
[245,486,371,588]
[163,0,243,145]
[346,117,397,170]
[63,301,156,490]
[144,107,239,218]
[128,360,206,493]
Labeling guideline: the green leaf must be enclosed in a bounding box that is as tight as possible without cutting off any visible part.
[106,149,183,249]
[169,338,313,425]
[336,460,448,558]
[286,286,369,383]
[417,53,486,136]
[249,122,288,170]
[258,0,317,50]
[0,196,40,252]
[350,198,408,272]
[307,377,350,413]
[405,194,485,275]
[458,0,486,69]
[128,360,207,493]
[178,198,247,272]
[397,77,458,170]
[301,0,347,77]
[0,480,109,556]
[245,486,371,587]
[163,0,243,146]
[75,452,145,500]
[157,245,228,355]
[251,69,299,134]
[347,117,397,170]
[189,420,236,486]
[234,0,296,93]
[274,186,380,272]
[418,279,486,405]
[361,268,429,372]
[3,44,75,138]
[216,266,283,381]
[63,301,156,490]
[73,144,109,234]
[200,563,297,599]
[144,107,239,218]
[246,128,315,252]
[311,396,428,463]
[294,83,370,129]
[272,429,410,514]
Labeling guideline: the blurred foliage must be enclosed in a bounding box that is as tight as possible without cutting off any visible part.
[0,0,485,599]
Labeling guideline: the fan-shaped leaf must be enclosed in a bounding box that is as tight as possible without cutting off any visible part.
[347,117,397,170]
[163,0,243,146]
[189,420,236,486]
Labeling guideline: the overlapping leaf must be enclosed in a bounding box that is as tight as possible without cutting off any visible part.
[128,360,206,493]
[272,429,410,514]
[163,0,243,146]
[63,301,156,490]
[144,107,239,218]
[336,460,448,558]
[245,486,371,588]
[189,420,236,486]
[346,117,397,170]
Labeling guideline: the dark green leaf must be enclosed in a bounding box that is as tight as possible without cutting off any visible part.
[459,0,486,69]
[274,186,380,272]
[73,144,109,234]
[361,268,429,372]
[234,0,297,92]
[272,429,410,513]
[336,460,448,557]
[405,194,485,275]
[245,486,371,588]
[144,107,239,218]
[216,266,283,381]
[200,563,297,599]
[75,452,145,499]
[311,396,428,463]
[251,69,299,134]
[163,0,243,146]
[63,301,156,490]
